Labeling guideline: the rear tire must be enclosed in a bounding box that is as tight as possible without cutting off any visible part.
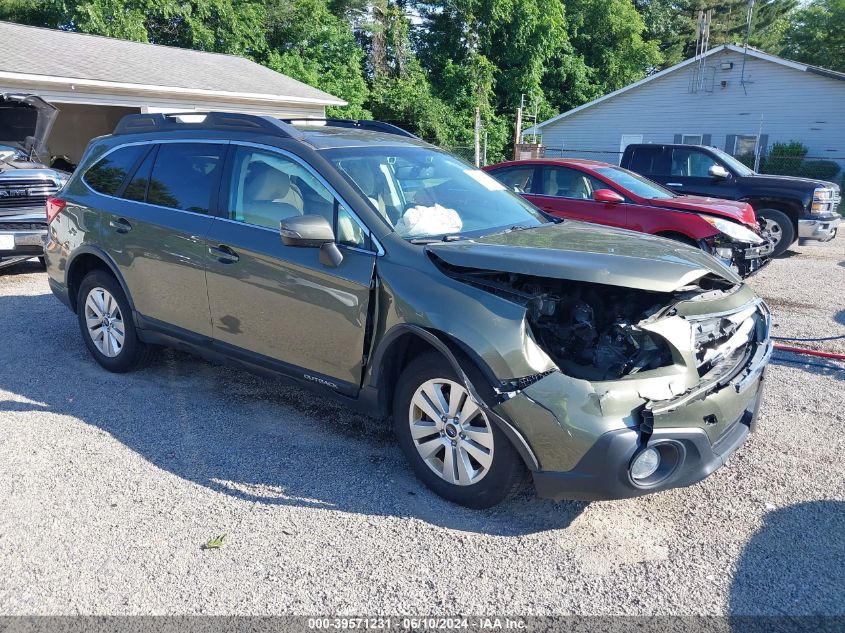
[756,208,795,257]
[393,352,524,508]
[76,270,152,373]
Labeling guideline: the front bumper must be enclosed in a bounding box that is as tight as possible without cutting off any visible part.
[495,295,772,501]
[0,211,48,258]
[532,375,764,500]
[703,236,773,278]
[798,215,839,242]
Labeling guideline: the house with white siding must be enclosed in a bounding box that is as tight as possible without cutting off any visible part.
[525,45,845,172]
[0,21,345,163]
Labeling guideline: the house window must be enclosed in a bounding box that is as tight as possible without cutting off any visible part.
[734,135,758,156]
[682,134,703,145]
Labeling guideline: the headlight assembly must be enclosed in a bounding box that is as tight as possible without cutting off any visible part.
[811,187,835,213]
[700,215,764,244]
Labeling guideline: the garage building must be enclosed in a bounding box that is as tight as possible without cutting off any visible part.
[0,21,346,164]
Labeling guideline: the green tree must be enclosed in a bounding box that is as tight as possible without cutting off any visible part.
[0,0,268,53]
[415,0,567,112]
[262,0,370,117]
[635,0,796,69]
[550,0,661,109]
[781,0,845,71]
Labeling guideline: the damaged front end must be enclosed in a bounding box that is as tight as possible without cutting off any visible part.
[700,232,774,278]
[432,252,771,500]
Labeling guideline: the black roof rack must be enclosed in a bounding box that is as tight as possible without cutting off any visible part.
[280,118,418,139]
[113,112,302,138]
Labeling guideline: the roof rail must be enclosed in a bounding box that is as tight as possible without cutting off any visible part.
[280,118,418,139]
[113,112,302,138]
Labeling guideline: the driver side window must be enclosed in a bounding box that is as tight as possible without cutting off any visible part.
[228,147,370,249]
[671,148,719,177]
[541,167,603,200]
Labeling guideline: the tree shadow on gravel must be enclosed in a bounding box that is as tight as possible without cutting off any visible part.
[0,291,585,535]
[730,501,845,618]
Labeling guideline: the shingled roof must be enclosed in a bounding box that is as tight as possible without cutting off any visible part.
[0,21,345,106]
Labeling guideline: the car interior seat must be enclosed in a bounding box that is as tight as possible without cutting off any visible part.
[242,162,304,228]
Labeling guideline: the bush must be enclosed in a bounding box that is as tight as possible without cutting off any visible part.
[761,141,809,176]
[798,160,841,181]
[757,141,841,182]
[768,141,808,159]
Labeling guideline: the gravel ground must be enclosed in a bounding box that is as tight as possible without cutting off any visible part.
[0,237,843,617]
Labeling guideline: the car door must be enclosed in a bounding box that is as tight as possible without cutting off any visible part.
[86,141,223,336]
[204,144,377,393]
[664,147,740,198]
[533,165,628,228]
[487,165,538,195]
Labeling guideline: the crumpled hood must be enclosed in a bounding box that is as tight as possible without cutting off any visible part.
[655,195,757,226]
[427,221,742,293]
[0,94,58,161]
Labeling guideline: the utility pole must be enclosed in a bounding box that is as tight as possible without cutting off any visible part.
[513,94,524,160]
[740,0,755,93]
[474,107,481,167]
[754,113,764,171]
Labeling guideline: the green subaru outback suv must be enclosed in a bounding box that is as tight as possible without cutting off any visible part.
[44,113,772,508]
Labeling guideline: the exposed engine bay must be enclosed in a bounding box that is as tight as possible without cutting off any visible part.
[437,260,742,381]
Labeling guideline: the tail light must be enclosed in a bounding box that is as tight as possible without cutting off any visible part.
[46,196,67,224]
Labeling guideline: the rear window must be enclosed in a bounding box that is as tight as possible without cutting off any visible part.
[84,145,147,196]
[627,147,664,175]
[146,143,224,213]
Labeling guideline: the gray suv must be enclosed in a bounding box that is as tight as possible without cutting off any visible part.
[45,113,772,507]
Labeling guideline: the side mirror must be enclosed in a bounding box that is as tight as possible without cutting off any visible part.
[709,165,730,179]
[592,189,625,204]
[280,214,343,267]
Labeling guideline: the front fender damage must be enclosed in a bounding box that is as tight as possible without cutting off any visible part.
[433,261,769,473]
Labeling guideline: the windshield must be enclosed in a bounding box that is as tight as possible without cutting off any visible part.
[320,146,548,239]
[709,147,756,176]
[594,166,676,199]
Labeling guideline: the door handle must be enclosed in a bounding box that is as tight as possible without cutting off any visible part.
[208,245,240,264]
[666,182,684,187]
[109,218,132,233]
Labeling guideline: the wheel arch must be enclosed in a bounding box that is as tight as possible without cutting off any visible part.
[66,247,135,314]
[744,198,802,230]
[369,324,540,471]
[654,230,701,247]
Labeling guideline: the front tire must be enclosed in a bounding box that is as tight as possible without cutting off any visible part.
[393,352,524,508]
[756,208,795,257]
[77,270,151,372]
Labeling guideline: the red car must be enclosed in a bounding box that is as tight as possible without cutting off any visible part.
[484,159,773,277]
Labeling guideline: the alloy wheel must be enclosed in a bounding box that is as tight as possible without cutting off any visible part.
[760,217,783,248]
[84,287,125,358]
[408,378,494,486]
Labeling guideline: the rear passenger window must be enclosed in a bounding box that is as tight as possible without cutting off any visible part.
[123,147,156,202]
[628,147,663,175]
[147,143,224,213]
[490,166,535,193]
[84,145,146,196]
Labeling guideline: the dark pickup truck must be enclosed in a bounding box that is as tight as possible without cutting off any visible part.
[1,93,68,271]
[621,143,840,257]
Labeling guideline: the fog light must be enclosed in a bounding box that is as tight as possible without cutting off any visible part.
[631,447,660,481]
